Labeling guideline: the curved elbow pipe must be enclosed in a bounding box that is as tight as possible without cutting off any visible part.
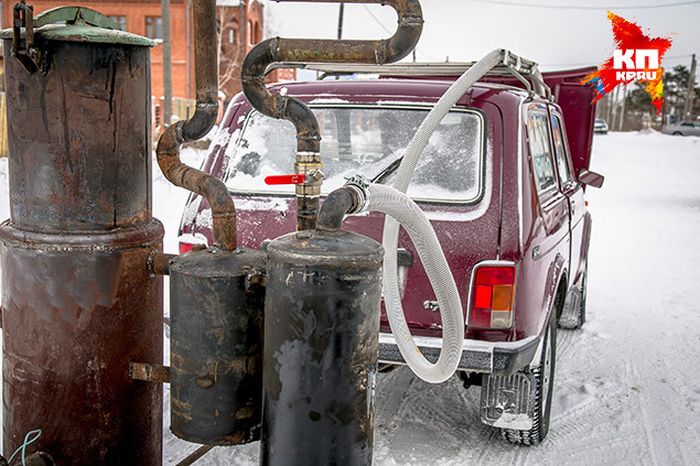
[241,0,423,231]
[316,187,356,232]
[156,0,237,251]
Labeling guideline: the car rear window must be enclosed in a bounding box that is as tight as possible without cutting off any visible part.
[224,106,484,204]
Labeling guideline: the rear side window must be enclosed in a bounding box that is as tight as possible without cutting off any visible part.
[550,115,572,185]
[527,112,557,195]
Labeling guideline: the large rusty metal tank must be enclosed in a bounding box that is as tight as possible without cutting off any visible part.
[0,7,162,464]
[262,229,384,466]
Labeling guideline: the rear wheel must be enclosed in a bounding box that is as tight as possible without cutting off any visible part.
[673,131,683,136]
[500,310,557,445]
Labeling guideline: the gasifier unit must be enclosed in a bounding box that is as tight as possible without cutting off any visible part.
[0,0,478,464]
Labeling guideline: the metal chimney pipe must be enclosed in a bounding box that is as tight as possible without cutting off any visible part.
[156,0,238,250]
[241,0,424,230]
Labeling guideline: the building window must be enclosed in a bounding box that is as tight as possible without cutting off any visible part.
[254,22,262,43]
[145,16,163,40]
[227,27,237,45]
[108,15,127,32]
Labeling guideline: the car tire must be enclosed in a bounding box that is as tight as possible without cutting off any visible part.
[672,131,683,136]
[500,310,557,446]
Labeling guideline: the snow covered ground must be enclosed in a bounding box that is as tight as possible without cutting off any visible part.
[1,132,700,464]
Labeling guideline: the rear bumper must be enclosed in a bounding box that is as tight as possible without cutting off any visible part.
[378,333,540,377]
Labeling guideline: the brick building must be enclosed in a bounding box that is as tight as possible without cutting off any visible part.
[1,0,295,101]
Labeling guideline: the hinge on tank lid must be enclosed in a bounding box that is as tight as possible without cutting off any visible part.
[12,1,41,74]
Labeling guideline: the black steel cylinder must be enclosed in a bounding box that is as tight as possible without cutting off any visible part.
[262,230,384,466]
[169,247,265,445]
[0,21,162,465]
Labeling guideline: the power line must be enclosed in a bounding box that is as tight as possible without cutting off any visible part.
[472,0,700,10]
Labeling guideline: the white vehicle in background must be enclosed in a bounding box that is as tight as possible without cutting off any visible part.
[662,121,700,136]
[594,118,609,134]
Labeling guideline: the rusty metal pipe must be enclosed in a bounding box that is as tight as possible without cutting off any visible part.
[316,187,358,232]
[150,252,177,275]
[241,0,423,231]
[156,0,237,250]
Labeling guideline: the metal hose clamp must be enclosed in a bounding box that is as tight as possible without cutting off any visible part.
[343,174,371,215]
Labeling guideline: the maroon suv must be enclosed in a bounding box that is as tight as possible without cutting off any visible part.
[178,67,603,445]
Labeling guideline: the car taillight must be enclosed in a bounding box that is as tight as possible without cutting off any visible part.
[179,242,194,254]
[469,264,516,329]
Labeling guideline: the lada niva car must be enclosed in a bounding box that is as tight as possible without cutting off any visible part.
[178,64,603,445]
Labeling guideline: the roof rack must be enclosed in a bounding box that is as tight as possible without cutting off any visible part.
[267,49,551,99]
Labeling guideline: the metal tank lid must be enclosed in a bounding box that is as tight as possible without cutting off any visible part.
[0,5,155,47]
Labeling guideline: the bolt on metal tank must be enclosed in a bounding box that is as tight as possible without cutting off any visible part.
[262,229,384,466]
[0,7,162,464]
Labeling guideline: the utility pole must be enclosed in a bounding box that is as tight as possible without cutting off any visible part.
[684,53,697,120]
[337,2,345,40]
[610,86,620,131]
[241,0,247,58]
[161,0,173,126]
[335,2,344,80]
[618,85,627,131]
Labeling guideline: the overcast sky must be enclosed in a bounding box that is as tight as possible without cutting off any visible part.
[265,0,699,74]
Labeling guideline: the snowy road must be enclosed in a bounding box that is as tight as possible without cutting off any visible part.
[1,133,700,465]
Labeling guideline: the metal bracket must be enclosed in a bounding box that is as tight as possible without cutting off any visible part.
[129,362,171,384]
[12,1,40,73]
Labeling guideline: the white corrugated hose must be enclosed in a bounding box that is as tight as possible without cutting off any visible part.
[378,49,504,383]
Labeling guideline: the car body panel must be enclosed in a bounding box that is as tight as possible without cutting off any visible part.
[661,121,700,136]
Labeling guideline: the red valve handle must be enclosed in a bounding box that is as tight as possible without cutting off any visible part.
[264,174,306,185]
